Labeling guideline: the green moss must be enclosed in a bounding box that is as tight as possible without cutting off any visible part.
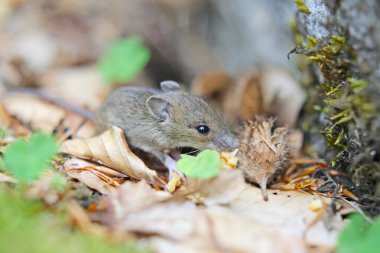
[0,187,149,253]
[293,0,311,14]
[292,33,374,170]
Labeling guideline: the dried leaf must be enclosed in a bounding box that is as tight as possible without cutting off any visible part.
[239,118,289,201]
[176,170,246,206]
[260,68,306,127]
[229,186,343,246]
[220,72,263,124]
[200,206,307,253]
[64,158,129,178]
[107,181,171,215]
[64,161,118,195]
[60,126,165,186]
[26,170,67,205]
[165,171,181,193]
[220,149,239,170]
[104,181,195,240]
[118,201,197,240]
[40,66,109,111]
[191,71,232,111]
[191,71,231,98]
[1,95,65,132]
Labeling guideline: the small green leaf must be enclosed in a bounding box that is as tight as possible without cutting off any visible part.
[98,37,150,84]
[3,133,58,183]
[338,213,380,253]
[177,150,221,179]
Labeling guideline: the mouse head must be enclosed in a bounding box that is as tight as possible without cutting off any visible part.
[146,81,238,151]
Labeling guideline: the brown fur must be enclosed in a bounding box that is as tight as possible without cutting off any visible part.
[97,82,238,161]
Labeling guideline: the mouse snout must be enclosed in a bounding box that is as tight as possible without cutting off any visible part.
[213,134,239,151]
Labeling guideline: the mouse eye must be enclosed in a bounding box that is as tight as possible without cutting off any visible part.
[196,125,210,135]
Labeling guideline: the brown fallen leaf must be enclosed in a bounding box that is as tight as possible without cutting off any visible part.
[201,206,307,253]
[239,118,289,201]
[64,161,119,195]
[175,170,246,206]
[60,126,165,187]
[229,186,343,247]
[98,171,344,251]
[221,72,264,124]
[191,71,232,111]
[260,68,306,128]
[26,170,65,205]
[1,94,65,133]
[106,181,171,217]
[68,200,109,237]
[64,158,129,178]
[149,206,307,253]
[103,180,196,240]
[40,66,109,111]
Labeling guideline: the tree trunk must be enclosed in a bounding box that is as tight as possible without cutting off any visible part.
[294,0,380,215]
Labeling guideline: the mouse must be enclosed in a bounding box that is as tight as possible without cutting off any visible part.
[1,76,238,179]
[97,80,238,179]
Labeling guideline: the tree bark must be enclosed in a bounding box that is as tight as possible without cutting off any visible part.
[294,0,380,215]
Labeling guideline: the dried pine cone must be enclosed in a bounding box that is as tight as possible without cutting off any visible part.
[239,118,289,201]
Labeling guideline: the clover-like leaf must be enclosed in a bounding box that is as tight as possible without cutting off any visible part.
[98,37,150,84]
[3,133,58,183]
[177,149,221,179]
[337,213,380,253]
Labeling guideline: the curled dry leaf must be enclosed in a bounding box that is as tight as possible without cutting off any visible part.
[60,126,165,187]
[239,118,289,201]
[64,159,120,195]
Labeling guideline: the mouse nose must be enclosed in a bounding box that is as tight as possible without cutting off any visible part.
[214,134,239,151]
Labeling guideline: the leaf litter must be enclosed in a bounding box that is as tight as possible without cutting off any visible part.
[0,3,353,251]
[0,83,350,253]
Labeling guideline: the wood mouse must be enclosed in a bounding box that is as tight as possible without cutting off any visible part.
[97,81,238,178]
[1,76,238,179]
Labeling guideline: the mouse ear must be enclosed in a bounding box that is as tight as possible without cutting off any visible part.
[146,95,170,122]
[160,80,181,92]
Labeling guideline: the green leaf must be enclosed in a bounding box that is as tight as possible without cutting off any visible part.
[3,133,58,183]
[98,37,150,84]
[0,187,149,253]
[337,213,380,253]
[177,149,221,179]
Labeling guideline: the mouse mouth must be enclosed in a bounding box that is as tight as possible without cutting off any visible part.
[171,147,200,159]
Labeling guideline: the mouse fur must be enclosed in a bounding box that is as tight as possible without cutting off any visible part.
[97,81,238,173]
